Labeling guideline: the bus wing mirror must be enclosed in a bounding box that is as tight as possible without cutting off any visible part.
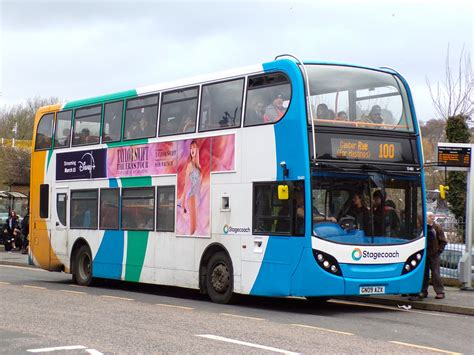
[278,185,289,200]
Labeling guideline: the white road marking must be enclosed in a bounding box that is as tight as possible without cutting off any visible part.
[220,313,265,321]
[390,341,461,354]
[0,281,11,285]
[60,290,86,295]
[156,303,194,310]
[85,349,103,355]
[330,299,454,318]
[100,295,134,301]
[196,334,299,355]
[0,264,46,272]
[291,323,354,336]
[27,345,87,352]
[23,285,46,290]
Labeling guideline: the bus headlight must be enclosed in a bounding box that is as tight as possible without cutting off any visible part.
[313,250,343,276]
[402,250,424,275]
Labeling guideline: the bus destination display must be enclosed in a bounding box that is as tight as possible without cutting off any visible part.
[437,146,471,168]
[330,138,402,162]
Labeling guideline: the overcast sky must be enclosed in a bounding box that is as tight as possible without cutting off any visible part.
[0,0,472,121]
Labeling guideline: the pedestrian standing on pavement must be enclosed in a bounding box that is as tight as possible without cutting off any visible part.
[410,212,447,300]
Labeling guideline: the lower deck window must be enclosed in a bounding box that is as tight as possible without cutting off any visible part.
[121,188,155,230]
[70,190,98,229]
[253,181,304,236]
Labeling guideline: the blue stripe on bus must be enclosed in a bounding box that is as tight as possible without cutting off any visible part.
[93,229,124,280]
[92,177,124,279]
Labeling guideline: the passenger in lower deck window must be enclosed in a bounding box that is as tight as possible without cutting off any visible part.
[345,192,372,234]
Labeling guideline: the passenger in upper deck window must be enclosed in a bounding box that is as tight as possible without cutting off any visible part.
[316,104,330,120]
[263,93,285,123]
[246,100,265,125]
[80,128,91,144]
[336,111,348,121]
[368,105,383,124]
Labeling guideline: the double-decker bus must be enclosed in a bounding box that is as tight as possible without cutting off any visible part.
[30,55,426,303]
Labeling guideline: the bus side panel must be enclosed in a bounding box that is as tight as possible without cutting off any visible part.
[249,237,305,296]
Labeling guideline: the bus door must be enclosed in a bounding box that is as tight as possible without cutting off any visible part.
[52,187,68,256]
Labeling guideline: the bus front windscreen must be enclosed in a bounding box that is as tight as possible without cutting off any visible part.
[312,172,422,245]
[307,65,414,132]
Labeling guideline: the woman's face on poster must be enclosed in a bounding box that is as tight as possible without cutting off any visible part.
[190,143,197,158]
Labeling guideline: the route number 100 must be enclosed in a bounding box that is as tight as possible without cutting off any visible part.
[379,143,395,159]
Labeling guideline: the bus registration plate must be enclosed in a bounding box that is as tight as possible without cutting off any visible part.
[359,286,385,295]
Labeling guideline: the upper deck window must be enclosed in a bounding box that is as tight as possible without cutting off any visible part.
[72,106,102,146]
[102,101,123,143]
[307,65,414,132]
[54,110,72,149]
[159,87,198,137]
[199,79,244,131]
[124,94,159,140]
[35,113,54,151]
[244,73,291,126]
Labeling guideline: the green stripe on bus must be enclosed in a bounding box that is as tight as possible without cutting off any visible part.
[107,138,149,148]
[63,89,137,109]
[120,176,152,187]
[121,176,152,281]
[46,149,53,171]
[124,231,149,282]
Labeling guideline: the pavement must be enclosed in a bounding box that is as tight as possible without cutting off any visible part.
[1,245,473,316]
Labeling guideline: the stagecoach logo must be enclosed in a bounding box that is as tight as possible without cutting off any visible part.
[223,224,251,234]
[56,149,107,181]
[78,152,96,178]
[352,248,362,261]
[351,248,400,261]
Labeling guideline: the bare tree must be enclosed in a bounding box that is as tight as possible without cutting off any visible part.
[0,97,60,140]
[0,146,31,186]
[427,45,473,119]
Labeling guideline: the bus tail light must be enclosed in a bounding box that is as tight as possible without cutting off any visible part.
[313,250,343,276]
[402,250,424,275]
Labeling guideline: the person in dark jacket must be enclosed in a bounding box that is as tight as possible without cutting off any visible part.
[346,193,372,235]
[3,210,22,250]
[410,212,447,300]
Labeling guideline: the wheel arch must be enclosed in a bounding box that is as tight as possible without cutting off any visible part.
[70,237,91,275]
[199,242,233,294]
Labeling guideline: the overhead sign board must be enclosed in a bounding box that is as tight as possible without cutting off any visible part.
[437,143,472,169]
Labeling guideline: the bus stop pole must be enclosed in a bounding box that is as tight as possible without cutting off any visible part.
[463,144,473,289]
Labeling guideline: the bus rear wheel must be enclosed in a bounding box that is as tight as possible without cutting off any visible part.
[206,251,234,304]
[73,245,93,286]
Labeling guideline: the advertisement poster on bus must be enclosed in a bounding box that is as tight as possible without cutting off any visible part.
[107,141,178,177]
[176,135,235,237]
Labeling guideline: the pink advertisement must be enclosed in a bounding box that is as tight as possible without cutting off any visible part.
[107,141,178,177]
[106,134,235,237]
[176,135,235,237]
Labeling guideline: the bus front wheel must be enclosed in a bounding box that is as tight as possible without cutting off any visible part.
[73,245,93,286]
[206,251,234,304]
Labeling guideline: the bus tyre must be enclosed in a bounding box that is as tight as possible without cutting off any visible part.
[206,252,235,304]
[73,245,93,286]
